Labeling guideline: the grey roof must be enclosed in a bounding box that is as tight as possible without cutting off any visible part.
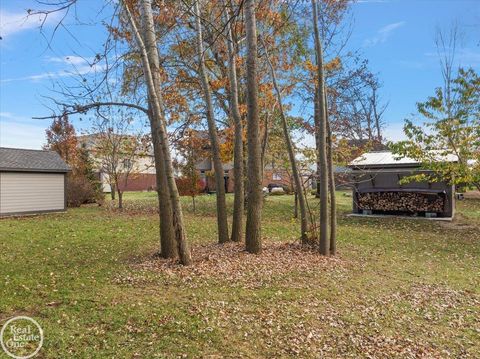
[0,147,70,173]
[349,151,458,169]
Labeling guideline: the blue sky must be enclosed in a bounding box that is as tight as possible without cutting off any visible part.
[0,0,479,149]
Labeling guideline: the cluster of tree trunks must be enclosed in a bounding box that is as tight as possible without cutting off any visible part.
[40,0,339,263]
[358,192,445,213]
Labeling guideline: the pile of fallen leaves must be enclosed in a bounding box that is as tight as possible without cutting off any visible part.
[116,241,347,288]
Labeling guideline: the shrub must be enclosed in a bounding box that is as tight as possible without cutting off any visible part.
[176,177,203,197]
[66,174,103,207]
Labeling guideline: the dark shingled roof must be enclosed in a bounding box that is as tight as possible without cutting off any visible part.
[0,147,70,173]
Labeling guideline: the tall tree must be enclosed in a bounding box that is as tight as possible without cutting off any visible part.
[139,3,177,259]
[263,38,309,244]
[193,0,229,244]
[223,0,244,243]
[244,0,263,254]
[312,0,330,255]
[123,0,191,265]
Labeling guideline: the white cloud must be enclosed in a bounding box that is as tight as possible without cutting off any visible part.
[0,113,46,149]
[0,9,62,39]
[0,62,106,83]
[383,121,408,142]
[46,55,93,66]
[363,21,406,47]
[425,48,480,67]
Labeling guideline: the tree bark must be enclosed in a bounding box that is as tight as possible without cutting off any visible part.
[110,183,116,200]
[223,1,244,243]
[314,88,321,198]
[148,109,177,259]
[244,0,262,254]
[372,87,382,142]
[194,0,229,244]
[125,0,191,265]
[117,189,123,209]
[294,191,298,219]
[326,117,336,255]
[312,0,329,255]
[263,39,309,244]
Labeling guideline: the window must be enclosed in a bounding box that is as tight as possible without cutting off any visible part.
[273,172,282,181]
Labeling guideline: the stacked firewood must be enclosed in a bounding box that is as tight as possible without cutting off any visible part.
[358,192,444,213]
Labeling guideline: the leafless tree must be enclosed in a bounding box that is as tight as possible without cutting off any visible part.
[87,109,146,209]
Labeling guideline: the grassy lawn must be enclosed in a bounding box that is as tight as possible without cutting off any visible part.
[1,192,479,358]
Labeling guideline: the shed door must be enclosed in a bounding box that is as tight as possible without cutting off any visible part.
[0,172,65,215]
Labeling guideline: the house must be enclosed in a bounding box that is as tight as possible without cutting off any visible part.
[0,147,70,217]
[348,151,457,219]
[188,130,297,193]
[77,129,312,194]
[77,134,156,193]
[196,159,295,193]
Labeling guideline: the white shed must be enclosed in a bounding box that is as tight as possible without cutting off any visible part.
[0,148,70,217]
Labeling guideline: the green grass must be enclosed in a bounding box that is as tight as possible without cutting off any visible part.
[1,192,479,358]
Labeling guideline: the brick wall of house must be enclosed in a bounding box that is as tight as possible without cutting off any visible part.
[113,168,303,194]
[117,174,157,192]
[262,169,293,190]
[197,168,294,193]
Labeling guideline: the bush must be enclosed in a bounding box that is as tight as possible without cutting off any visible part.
[66,174,104,207]
[176,177,203,197]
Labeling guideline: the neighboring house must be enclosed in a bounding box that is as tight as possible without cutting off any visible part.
[191,130,309,193]
[77,134,156,193]
[196,157,311,193]
[0,147,69,217]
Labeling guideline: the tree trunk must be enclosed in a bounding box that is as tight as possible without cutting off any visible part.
[194,0,229,244]
[263,39,309,244]
[117,189,123,209]
[223,1,244,243]
[314,88,321,198]
[372,88,382,142]
[110,184,116,200]
[244,0,262,254]
[312,0,329,255]
[148,109,177,259]
[294,191,298,219]
[126,0,191,265]
[326,118,337,255]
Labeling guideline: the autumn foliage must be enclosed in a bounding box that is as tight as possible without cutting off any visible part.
[45,115,103,207]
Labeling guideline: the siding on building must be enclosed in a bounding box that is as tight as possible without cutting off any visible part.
[0,172,65,215]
